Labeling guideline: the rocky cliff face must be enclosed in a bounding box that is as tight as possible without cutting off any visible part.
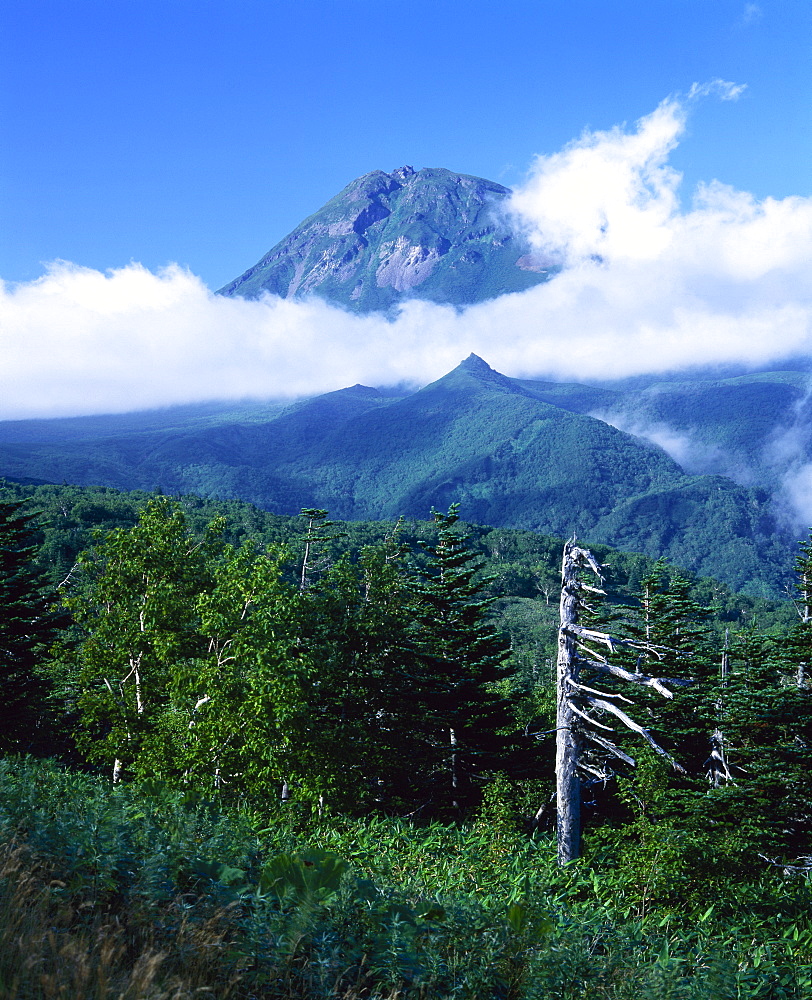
[218,166,553,312]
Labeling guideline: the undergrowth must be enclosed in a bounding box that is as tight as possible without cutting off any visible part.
[0,758,810,999]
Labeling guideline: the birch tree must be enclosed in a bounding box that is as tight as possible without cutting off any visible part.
[58,499,218,782]
[175,540,309,794]
[555,539,689,864]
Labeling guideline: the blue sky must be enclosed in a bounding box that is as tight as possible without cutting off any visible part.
[2,0,812,424]
[1,0,809,288]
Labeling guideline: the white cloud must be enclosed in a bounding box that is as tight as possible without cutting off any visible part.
[1,87,812,419]
[507,97,685,266]
[688,79,747,101]
[779,463,812,530]
[591,411,742,482]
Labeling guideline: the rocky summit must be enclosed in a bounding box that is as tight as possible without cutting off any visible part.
[218,166,554,312]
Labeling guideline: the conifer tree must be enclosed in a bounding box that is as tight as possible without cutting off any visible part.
[713,534,812,856]
[405,506,513,809]
[622,561,717,775]
[290,534,417,809]
[0,498,59,752]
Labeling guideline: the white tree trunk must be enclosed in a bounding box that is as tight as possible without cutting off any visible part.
[556,540,583,864]
[450,726,459,810]
[552,539,685,865]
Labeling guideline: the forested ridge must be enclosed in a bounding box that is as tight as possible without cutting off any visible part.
[1,480,811,997]
[0,355,798,600]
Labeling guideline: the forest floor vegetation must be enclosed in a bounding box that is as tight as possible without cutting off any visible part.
[0,759,810,999]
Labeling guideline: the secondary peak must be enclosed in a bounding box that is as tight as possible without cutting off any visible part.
[459,353,494,373]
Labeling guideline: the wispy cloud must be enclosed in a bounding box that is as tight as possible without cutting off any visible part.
[1,86,811,419]
[591,411,743,482]
[592,384,812,531]
[688,79,747,101]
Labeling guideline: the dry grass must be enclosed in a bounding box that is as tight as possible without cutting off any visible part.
[0,838,410,1000]
[0,839,242,1000]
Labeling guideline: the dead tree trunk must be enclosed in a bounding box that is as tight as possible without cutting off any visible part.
[554,538,689,866]
[299,508,340,591]
[556,539,587,864]
[708,631,734,787]
[450,727,459,810]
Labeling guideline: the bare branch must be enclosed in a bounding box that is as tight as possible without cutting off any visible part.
[577,762,614,782]
[584,731,637,766]
[565,624,618,651]
[575,642,609,663]
[569,544,604,582]
[759,853,812,874]
[566,676,634,704]
[582,660,683,700]
[586,696,685,772]
[578,656,612,669]
[57,562,80,590]
[566,624,669,660]
[567,698,615,732]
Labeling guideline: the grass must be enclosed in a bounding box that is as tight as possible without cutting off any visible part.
[0,758,810,999]
[0,839,242,999]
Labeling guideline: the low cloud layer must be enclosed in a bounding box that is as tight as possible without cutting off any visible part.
[592,411,740,483]
[2,87,812,419]
[594,384,812,531]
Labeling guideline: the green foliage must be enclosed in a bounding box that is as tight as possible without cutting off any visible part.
[0,355,797,597]
[404,506,514,808]
[4,485,812,994]
[168,538,310,795]
[53,497,220,778]
[0,480,796,831]
[41,497,525,811]
[0,757,810,999]
[0,498,63,753]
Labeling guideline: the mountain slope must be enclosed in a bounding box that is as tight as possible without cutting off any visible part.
[218,167,552,312]
[0,356,788,595]
[513,371,812,497]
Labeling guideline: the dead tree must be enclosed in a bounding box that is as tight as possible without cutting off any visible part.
[299,508,343,591]
[556,538,689,865]
[706,630,734,787]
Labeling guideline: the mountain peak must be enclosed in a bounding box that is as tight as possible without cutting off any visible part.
[436,354,516,392]
[391,165,416,182]
[459,353,494,374]
[218,166,553,312]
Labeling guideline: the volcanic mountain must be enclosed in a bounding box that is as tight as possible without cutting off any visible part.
[218,166,552,312]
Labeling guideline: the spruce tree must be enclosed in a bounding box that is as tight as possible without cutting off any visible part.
[405,506,514,809]
[0,498,59,752]
[628,561,717,775]
[720,534,812,856]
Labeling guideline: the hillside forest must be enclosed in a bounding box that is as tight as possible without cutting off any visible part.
[1,479,811,998]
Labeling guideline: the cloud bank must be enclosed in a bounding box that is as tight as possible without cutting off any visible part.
[2,87,812,419]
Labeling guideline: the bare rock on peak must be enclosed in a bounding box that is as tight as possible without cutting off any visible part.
[218,167,555,313]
